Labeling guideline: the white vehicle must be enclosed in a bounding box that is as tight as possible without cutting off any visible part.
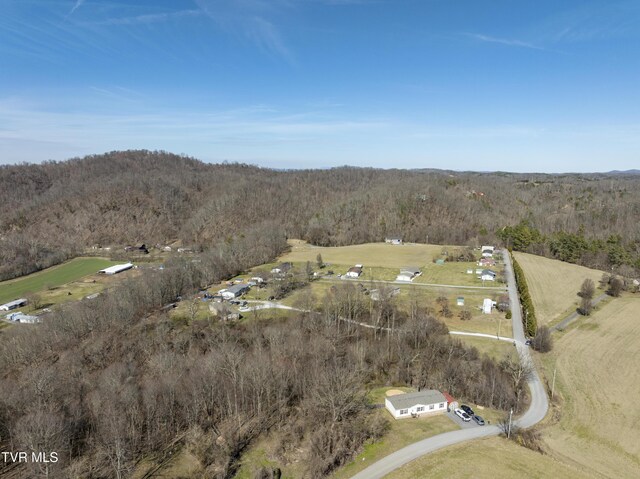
[454,408,471,422]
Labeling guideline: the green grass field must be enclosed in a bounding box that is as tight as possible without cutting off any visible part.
[0,257,120,304]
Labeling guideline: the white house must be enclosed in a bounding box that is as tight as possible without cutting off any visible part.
[0,298,28,311]
[396,266,421,282]
[219,284,250,300]
[480,269,497,282]
[98,263,134,275]
[345,265,363,278]
[385,237,403,245]
[482,298,496,314]
[385,390,448,419]
[7,312,40,323]
[481,245,495,254]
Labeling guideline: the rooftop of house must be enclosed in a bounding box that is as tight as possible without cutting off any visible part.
[386,389,446,410]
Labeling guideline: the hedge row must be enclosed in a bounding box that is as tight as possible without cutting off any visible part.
[511,254,538,337]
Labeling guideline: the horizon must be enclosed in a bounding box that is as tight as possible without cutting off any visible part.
[2,0,640,172]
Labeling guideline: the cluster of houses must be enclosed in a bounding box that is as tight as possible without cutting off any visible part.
[476,245,497,282]
[385,389,455,419]
[1,299,39,324]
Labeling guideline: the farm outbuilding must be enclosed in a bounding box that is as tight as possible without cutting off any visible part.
[396,266,421,282]
[385,390,448,419]
[270,262,292,275]
[0,298,28,311]
[219,284,250,300]
[345,265,363,278]
[456,297,465,306]
[98,263,134,275]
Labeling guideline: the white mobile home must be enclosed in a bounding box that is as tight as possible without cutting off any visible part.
[482,298,496,314]
[385,237,403,245]
[480,269,497,282]
[98,263,134,275]
[385,390,448,419]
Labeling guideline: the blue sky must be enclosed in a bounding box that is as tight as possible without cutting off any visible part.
[1,0,639,171]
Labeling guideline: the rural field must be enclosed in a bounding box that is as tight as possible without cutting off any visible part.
[387,436,587,479]
[389,297,640,479]
[280,240,452,268]
[539,297,640,478]
[513,252,604,325]
[0,257,120,304]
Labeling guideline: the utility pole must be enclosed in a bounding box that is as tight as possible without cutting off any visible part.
[551,365,557,400]
[507,408,513,439]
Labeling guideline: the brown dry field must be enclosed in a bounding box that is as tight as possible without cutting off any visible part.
[513,252,604,325]
[386,436,587,479]
[280,240,457,270]
[539,297,640,478]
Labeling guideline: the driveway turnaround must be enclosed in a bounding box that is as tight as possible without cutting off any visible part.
[350,250,549,479]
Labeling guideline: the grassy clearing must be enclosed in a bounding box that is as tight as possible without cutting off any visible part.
[513,252,604,326]
[387,436,588,479]
[456,336,518,362]
[0,257,120,304]
[539,297,640,478]
[280,240,457,270]
[332,411,457,479]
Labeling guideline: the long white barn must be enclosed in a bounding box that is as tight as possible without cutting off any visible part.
[98,263,134,275]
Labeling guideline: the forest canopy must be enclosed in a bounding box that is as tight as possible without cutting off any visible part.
[1,150,639,280]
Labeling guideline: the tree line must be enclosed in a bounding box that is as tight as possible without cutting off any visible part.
[511,254,538,337]
[2,150,640,281]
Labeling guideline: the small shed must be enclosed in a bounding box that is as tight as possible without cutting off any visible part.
[456,297,465,306]
[435,259,445,265]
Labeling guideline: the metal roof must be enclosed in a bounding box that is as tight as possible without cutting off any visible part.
[401,266,421,275]
[0,298,27,309]
[226,284,250,294]
[386,390,446,410]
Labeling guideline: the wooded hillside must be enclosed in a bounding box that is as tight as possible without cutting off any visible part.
[1,150,639,280]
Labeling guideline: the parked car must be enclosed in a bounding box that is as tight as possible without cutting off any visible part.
[454,408,471,422]
[460,404,475,417]
[472,415,485,425]
[525,339,532,346]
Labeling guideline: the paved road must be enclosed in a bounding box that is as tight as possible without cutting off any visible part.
[350,250,549,479]
[552,293,608,331]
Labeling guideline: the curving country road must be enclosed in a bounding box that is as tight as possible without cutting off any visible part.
[350,250,549,479]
